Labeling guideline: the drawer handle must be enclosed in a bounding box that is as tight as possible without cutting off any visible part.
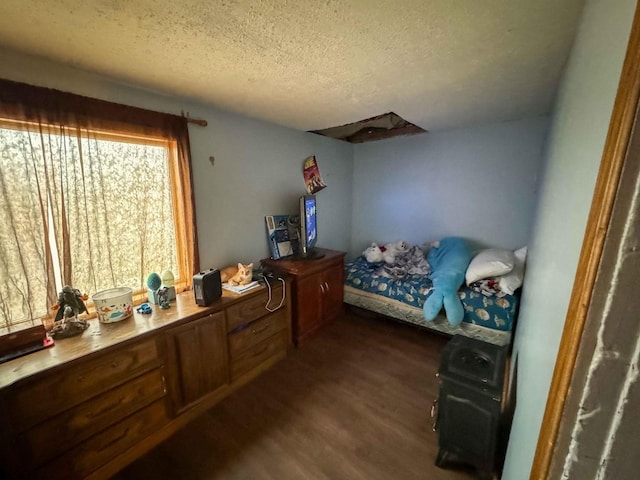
[430,399,439,432]
[324,282,329,292]
[252,323,270,335]
[320,283,325,294]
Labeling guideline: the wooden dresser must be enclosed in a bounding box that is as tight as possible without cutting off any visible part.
[0,280,291,480]
[262,248,345,346]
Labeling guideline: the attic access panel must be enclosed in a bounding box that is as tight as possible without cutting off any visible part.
[309,112,426,143]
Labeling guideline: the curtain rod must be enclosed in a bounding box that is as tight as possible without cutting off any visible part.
[182,111,207,127]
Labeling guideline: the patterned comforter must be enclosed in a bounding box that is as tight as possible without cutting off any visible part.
[344,256,518,332]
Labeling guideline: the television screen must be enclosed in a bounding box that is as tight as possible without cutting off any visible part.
[299,195,323,258]
[304,197,317,247]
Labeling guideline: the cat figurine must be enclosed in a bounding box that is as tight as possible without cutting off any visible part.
[220,262,253,286]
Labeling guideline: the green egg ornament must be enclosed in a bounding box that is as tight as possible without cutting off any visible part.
[146,272,162,291]
[161,270,175,287]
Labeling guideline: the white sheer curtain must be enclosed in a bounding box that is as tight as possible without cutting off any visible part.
[0,80,199,331]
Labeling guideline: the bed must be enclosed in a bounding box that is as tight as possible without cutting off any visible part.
[344,255,519,346]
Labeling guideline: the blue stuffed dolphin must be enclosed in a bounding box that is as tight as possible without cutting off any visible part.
[423,237,473,326]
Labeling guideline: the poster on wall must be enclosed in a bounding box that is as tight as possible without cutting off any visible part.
[303,155,327,194]
[265,214,300,259]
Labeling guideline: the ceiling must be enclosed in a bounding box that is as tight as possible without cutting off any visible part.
[0,0,585,133]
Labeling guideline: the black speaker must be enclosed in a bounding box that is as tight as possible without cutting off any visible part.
[193,269,222,306]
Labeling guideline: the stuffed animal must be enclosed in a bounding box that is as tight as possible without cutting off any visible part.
[421,240,440,255]
[382,240,410,264]
[423,237,473,326]
[362,243,384,263]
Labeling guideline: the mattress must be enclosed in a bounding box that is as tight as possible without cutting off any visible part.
[344,257,518,346]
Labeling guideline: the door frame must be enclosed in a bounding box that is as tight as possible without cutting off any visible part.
[530,3,640,478]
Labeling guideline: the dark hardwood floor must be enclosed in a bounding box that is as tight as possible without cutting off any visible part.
[113,311,476,480]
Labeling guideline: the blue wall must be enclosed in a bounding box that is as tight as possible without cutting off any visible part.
[0,48,354,270]
[350,116,549,257]
[502,0,636,478]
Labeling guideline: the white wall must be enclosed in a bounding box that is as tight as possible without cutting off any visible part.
[350,117,548,257]
[0,48,354,270]
[502,1,637,478]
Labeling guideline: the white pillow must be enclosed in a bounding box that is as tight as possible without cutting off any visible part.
[498,246,528,295]
[465,248,515,285]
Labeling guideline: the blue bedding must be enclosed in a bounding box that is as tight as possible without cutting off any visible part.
[344,256,518,332]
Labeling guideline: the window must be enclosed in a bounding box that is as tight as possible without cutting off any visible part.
[0,80,199,332]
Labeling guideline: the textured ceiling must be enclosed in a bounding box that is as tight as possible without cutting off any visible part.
[0,0,585,132]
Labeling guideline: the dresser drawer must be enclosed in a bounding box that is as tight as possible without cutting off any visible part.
[228,308,288,355]
[20,368,166,467]
[226,283,285,331]
[230,329,288,381]
[36,398,169,480]
[7,338,160,431]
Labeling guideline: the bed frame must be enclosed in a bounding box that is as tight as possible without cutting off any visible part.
[344,285,512,346]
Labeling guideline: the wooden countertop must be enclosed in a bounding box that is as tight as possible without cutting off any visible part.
[0,285,276,390]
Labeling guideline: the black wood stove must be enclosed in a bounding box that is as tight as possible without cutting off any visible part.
[433,335,509,479]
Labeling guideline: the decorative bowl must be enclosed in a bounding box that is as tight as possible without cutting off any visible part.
[92,287,134,323]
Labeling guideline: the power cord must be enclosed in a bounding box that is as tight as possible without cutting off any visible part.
[262,274,286,312]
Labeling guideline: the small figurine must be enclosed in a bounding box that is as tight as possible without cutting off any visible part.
[146,272,162,291]
[53,285,88,322]
[49,286,90,339]
[161,270,175,287]
[157,287,170,309]
[137,303,152,314]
